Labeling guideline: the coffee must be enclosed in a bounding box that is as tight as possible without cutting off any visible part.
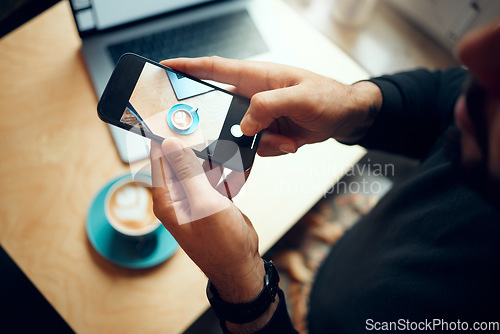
[171,109,193,131]
[105,177,160,236]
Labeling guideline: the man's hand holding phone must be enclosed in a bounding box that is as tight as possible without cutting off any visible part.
[97,54,260,172]
[150,138,278,332]
[161,56,383,157]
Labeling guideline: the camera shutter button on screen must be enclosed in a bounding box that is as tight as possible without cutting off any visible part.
[230,124,243,138]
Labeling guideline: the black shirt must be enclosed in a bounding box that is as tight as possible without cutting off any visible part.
[225,68,500,333]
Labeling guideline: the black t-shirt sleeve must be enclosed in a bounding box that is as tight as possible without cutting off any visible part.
[357,67,467,159]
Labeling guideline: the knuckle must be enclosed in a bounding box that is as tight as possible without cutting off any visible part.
[152,201,164,219]
[208,56,222,79]
[152,197,172,221]
[251,92,270,114]
[192,195,228,216]
[209,55,222,61]
[174,162,196,181]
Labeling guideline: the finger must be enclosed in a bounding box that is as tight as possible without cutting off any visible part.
[151,140,187,202]
[150,141,170,189]
[162,57,313,136]
[240,86,305,136]
[202,159,224,189]
[162,137,218,205]
[161,56,283,97]
[257,131,299,156]
[225,86,240,95]
[150,141,178,224]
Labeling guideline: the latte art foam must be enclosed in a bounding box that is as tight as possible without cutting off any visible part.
[171,109,193,130]
[108,182,157,231]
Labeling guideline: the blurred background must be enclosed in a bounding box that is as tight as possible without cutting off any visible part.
[3,0,498,74]
[0,0,58,38]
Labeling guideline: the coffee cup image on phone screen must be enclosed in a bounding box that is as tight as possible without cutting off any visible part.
[98,54,260,171]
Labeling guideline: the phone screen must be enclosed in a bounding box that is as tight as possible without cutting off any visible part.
[98,54,259,171]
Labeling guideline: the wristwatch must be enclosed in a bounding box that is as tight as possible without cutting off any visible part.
[206,259,280,324]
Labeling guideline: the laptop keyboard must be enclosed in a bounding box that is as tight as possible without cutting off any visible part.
[108,10,268,64]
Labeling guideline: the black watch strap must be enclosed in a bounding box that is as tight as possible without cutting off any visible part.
[206,259,280,324]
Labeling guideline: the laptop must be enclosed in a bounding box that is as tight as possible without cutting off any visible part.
[69,0,301,163]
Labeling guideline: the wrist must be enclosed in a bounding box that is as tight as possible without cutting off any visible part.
[225,294,280,334]
[208,253,265,304]
[335,80,382,144]
[207,259,281,333]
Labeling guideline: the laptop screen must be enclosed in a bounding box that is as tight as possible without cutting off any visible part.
[70,0,214,33]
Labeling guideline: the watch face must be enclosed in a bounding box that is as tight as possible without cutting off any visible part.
[265,260,280,300]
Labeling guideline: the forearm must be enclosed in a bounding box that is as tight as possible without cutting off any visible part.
[334,80,383,144]
[208,253,266,304]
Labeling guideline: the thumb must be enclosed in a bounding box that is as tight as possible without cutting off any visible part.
[161,138,217,204]
[256,131,300,156]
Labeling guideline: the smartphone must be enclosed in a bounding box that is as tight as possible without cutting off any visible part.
[97,53,261,171]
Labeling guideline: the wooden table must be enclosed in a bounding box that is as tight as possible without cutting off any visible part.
[0,1,371,333]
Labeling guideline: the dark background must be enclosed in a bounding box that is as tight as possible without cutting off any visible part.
[1,2,74,332]
[0,246,74,333]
